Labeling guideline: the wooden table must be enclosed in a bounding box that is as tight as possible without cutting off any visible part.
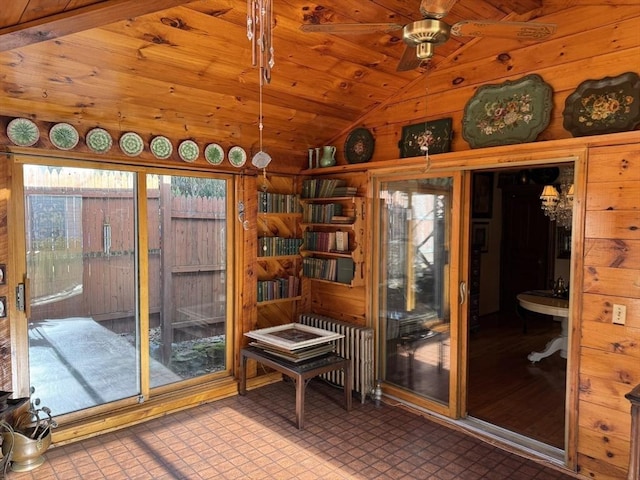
[517,290,569,363]
[238,346,352,429]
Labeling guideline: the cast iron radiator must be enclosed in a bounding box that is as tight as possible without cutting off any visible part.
[298,313,374,404]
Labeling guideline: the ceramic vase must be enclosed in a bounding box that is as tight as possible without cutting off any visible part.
[319,145,336,167]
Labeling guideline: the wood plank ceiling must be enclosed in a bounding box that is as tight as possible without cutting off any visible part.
[0,0,569,167]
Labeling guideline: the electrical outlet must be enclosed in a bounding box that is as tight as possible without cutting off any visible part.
[612,304,626,325]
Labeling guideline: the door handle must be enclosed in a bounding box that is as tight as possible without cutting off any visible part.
[459,281,467,305]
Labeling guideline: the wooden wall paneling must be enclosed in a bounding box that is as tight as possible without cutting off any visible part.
[582,293,640,329]
[236,174,257,379]
[577,453,630,480]
[308,283,367,326]
[579,394,633,448]
[578,140,640,479]
[579,374,640,413]
[578,427,630,477]
[581,320,640,359]
[0,155,9,391]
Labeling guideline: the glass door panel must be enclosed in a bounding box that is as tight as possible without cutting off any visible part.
[377,176,455,406]
[25,165,139,416]
[148,175,228,388]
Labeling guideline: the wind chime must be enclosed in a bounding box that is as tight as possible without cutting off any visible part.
[247,0,274,174]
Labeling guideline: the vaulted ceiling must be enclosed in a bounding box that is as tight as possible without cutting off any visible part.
[1,0,582,166]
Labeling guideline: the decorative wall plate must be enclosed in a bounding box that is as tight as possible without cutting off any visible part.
[562,71,640,137]
[7,118,40,146]
[462,74,553,148]
[399,118,452,158]
[150,136,173,160]
[49,123,79,150]
[344,127,375,164]
[119,132,144,157]
[204,143,224,165]
[86,128,113,154]
[178,140,199,163]
[228,146,247,167]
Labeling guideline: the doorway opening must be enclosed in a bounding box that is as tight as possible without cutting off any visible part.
[466,165,573,457]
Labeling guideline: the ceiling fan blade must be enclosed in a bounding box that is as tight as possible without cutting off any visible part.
[450,20,557,40]
[300,23,404,34]
[419,0,458,19]
[396,45,423,72]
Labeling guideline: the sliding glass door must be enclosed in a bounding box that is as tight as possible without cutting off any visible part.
[25,165,140,415]
[20,163,231,418]
[374,172,464,413]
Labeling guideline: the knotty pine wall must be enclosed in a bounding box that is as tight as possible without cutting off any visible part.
[322,6,640,479]
[576,144,640,479]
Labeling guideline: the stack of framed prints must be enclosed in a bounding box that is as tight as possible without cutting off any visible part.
[245,323,343,362]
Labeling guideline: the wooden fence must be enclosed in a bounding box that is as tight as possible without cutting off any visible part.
[26,178,227,348]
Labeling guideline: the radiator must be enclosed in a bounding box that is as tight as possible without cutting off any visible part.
[298,314,374,404]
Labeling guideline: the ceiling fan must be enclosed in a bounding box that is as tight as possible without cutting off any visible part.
[300,0,556,71]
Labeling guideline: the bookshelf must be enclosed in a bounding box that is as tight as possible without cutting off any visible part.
[299,178,364,287]
[257,190,303,304]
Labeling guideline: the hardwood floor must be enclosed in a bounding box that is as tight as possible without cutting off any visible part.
[467,311,566,450]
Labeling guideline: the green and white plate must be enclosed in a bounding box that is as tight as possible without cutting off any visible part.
[178,140,199,163]
[49,123,79,150]
[86,128,113,154]
[204,143,224,165]
[7,117,40,147]
[150,136,173,160]
[228,146,247,167]
[119,132,144,157]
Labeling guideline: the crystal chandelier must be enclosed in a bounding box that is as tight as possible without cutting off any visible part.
[540,166,574,229]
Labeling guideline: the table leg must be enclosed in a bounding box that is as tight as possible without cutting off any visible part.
[344,360,352,412]
[295,375,305,429]
[238,353,247,395]
[528,317,568,363]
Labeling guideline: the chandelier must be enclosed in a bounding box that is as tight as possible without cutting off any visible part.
[540,166,574,229]
[247,0,274,171]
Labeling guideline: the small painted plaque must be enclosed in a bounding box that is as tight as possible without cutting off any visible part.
[399,118,452,158]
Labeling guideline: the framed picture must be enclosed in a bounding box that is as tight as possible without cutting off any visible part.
[0,264,5,285]
[472,222,489,253]
[0,296,6,318]
[398,118,452,158]
[245,323,343,350]
[472,172,494,218]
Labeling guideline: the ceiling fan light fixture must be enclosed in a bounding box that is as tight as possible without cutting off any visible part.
[416,42,435,59]
[403,19,451,46]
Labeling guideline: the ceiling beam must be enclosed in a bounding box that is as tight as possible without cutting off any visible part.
[0,0,194,52]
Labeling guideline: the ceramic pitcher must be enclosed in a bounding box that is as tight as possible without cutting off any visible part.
[319,145,336,167]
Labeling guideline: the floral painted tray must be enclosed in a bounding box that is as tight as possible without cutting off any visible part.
[462,74,553,148]
[562,71,640,137]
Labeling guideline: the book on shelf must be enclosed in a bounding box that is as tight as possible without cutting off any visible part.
[336,258,355,284]
[330,215,355,224]
[302,179,348,198]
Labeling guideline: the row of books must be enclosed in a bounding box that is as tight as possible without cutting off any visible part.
[302,203,343,223]
[303,231,349,253]
[258,192,302,213]
[301,179,357,198]
[302,257,354,284]
[258,237,303,256]
[257,275,301,302]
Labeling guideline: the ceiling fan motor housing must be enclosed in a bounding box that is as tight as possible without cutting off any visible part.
[403,19,451,58]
